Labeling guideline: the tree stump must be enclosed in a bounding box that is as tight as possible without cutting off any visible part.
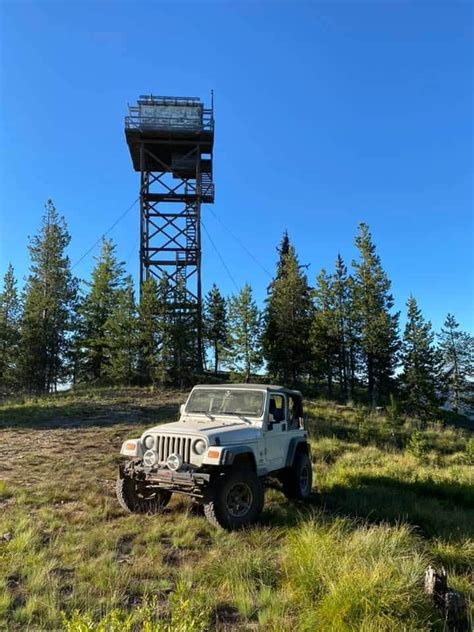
[424,566,469,632]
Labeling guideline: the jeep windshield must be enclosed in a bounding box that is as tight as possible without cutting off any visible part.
[186,388,264,417]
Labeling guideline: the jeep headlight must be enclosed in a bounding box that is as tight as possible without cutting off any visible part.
[192,439,207,455]
[143,450,157,467]
[167,453,183,471]
[143,435,154,450]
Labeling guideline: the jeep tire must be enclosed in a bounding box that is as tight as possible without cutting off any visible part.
[116,475,172,514]
[203,469,264,530]
[282,451,313,499]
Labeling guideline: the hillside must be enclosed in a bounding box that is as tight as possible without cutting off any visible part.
[0,387,472,631]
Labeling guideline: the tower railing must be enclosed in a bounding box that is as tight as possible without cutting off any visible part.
[125,109,214,132]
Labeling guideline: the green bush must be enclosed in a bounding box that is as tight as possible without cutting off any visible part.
[356,409,371,444]
[407,431,428,460]
[61,585,210,632]
[386,394,404,443]
[464,438,474,465]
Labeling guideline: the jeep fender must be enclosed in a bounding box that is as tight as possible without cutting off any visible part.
[285,438,310,468]
[221,446,257,470]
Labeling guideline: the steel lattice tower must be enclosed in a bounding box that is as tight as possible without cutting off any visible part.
[125,95,215,368]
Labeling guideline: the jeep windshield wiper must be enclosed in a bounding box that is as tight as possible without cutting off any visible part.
[190,410,214,419]
[223,412,252,424]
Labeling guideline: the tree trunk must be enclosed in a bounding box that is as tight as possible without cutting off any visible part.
[450,328,460,413]
[367,354,375,407]
[327,367,333,398]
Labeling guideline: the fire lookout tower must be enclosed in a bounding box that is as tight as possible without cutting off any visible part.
[125,94,215,367]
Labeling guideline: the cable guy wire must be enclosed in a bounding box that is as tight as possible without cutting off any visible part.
[72,198,139,270]
[201,219,239,292]
[208,208,273,279]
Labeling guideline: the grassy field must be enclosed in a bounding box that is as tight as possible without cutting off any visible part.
[0,387,472,631]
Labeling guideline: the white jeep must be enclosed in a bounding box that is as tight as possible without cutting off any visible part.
[117,384,312,529]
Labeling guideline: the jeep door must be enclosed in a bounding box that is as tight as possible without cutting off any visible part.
[264,393,289,469]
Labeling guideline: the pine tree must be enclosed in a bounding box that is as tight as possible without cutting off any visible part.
[20,201,77,392]
[332,255,353,400]
[310,269,338,397]
[74,238,125,382]
[167,275,199,386]
[352,223,399,406]
[204,283,228,375]
[311,255,356,400]
[136,274,175,386]
[400,296,443,420]
[227,284,262,382]
[438,313,474,414]
[262,233,313,385]
[279,230,290,259]
[0,264,21,393]
[155,274,174,384]
[103,276,137,385]
[136,277,160,385]
[345,275,359,401]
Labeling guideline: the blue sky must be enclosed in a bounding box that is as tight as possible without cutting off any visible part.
[0,1,472,333]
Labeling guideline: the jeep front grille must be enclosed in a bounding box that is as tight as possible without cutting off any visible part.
[156,435,192,464]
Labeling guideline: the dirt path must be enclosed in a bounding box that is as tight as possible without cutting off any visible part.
[0,423,133,487]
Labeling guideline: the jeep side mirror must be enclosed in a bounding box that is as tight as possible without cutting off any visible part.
[180,404,185,416]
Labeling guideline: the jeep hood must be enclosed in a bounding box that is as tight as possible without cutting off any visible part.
[143,416,262,445]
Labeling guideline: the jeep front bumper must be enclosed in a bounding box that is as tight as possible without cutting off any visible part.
[119,461,211,495]
[146,467,211,489]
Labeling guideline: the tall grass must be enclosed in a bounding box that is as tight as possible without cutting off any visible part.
[282,516,434,631]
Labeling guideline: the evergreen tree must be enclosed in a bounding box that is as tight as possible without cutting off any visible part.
[438,313,474,414]
[74,238,125,382]
[20,201,77,392]
[310,269,338,396]
[262,233,313,385]
[0,264,21,393]
[227,284,262,382]
[136,277,161,385]
[204,283,228,375]
[310,255,357,400]
[155,274,175,384]
[332,254,358,400]
[167,275,199,386]
[136,274,176,386]
[352,223,399,405]
[103,276,137,385]
[345,275,359,401]
[279,230,290,259]
[332,255,353,400]
[400,296,443,420]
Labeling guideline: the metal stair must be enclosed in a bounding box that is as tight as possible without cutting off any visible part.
[200,170,214,202]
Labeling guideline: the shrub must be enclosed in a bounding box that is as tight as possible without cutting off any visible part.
[407,431,428,460]
[61,585,210,632]
[386,394,404,443]
[356,409,371,444]
[464,438,474,466]
[62,609,133,632]
[167,581,210,632]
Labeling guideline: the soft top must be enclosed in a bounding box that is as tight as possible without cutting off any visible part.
[191,383,303,397]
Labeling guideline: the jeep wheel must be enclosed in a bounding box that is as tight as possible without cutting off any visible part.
[203,469,264,530]
[116,475,172,514]
[282,451,313,500]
